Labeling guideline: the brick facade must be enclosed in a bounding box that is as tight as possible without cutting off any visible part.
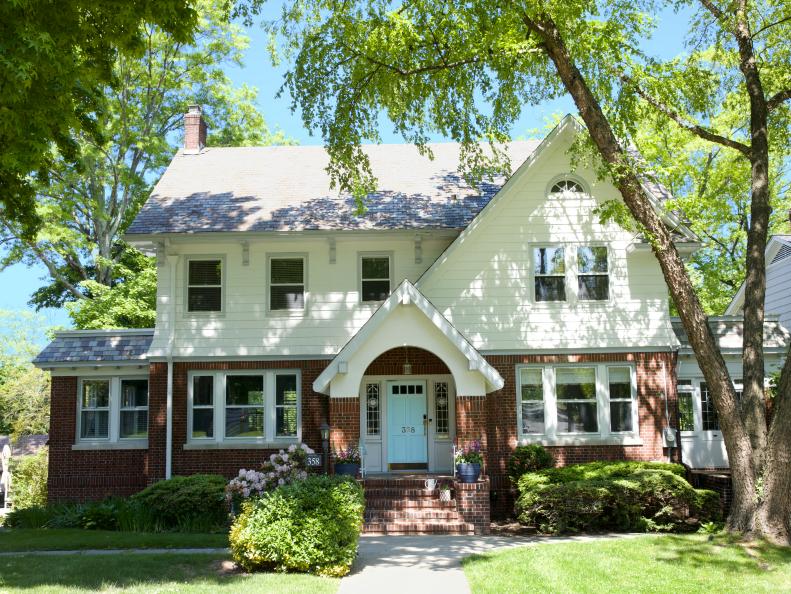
[454,478,491,534]
[48,350,677,517]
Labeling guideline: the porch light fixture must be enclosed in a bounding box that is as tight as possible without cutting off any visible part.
[320,422,330,474]
[320,422,330,442]
[403,347,412,375]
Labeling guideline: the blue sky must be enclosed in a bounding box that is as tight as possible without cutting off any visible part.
[0,4,695,339]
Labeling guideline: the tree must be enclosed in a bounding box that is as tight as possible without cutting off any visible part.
[243,0,791,542]
[0,0,198,237]
[1,0,293,329]
[0,311,51,438]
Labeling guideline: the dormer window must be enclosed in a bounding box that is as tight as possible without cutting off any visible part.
[549,178,584,196]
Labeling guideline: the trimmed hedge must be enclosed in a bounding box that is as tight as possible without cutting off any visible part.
[506,445,554,484]
[516,461,720,534]
[229,475,365,577]
[9,449,48,509]
[131,474,228,532]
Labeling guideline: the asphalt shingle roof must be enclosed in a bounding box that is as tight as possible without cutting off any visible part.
[126,142,542,235]
[33,330,154,365]
[671,316,790,353]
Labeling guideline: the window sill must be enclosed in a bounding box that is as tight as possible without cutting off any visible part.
[72,440,148,451]
[183,440,300,450]
[517,435,643,447]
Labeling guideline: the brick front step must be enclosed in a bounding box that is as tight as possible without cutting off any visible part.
[365,498,458,510]
[365,509,462,521]
[363,520,475,535]
[361,478,453,488]
[363,487,444,498]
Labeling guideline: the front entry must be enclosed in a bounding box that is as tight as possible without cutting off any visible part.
[387,381,428,470]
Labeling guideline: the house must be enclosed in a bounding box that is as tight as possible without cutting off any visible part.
[33,108,785,529]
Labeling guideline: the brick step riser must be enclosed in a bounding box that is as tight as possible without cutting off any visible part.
[363,522,475,535]
[363,529,476,536]
[365,499,457,509]
[363,488,446,498]
[365,510,462,521]
[361,480,453,488]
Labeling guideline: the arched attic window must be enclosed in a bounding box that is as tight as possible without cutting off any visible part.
[548,177,585,197]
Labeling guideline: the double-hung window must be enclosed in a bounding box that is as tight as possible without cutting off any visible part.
[188,370,301,443]
[77,377,148,445]
[577,246,609,300]
[270,257,305,311]
[677,380,695,431]
[360,255,391,302]
[534,247,566,302]
[700,382,720,431]
[187,259,223,312]
[516,364,638,442]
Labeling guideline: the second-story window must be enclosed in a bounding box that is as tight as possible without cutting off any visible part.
[270,257,305,311]
[577,246,609,300]
[360,255,391,302]
[187,259,222,312]
[534,247,566,302]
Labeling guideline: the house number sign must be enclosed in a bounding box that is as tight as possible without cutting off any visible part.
[401,426,416,433]
[305,454,323,467]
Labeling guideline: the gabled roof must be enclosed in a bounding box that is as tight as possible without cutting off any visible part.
[313,279,503,394]
[33,329,154,368]
[725,235,791,315]
[671,316,790,354]
[126,142,540,235]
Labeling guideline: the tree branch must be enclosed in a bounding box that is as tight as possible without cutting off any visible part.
[767,89,791,111]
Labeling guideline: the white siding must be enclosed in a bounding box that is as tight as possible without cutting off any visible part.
[149,235,453,358]
[418,126,678,351]
[765,256,791,332]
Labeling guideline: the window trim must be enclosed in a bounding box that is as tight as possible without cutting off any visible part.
[546,174,589,198]
[267,253,308,314]
[358,251,394,304]
[184,255,226,316]
[516,363,640,445]
[76,376,149,447]
[530,243,612,305]
[187,369,302,445]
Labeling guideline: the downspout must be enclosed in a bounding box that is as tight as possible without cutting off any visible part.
[661,349,679,463]
[166,254,178,480]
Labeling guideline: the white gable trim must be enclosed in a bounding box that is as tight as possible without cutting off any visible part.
[312,279,503,395]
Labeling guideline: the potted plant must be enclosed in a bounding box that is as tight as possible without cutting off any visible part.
[455,440,483,483]
[439,483,452,502]
[334,445,361,477]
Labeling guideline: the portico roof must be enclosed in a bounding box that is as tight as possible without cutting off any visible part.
[312,279,503,396]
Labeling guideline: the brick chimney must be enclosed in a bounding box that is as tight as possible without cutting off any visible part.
[184,104,207,154]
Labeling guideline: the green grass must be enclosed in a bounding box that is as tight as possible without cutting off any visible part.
[0,553,339,593]
[0,529,228,552]
[462,534,791,594]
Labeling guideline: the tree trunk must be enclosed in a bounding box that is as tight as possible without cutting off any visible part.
[523,13,760,532]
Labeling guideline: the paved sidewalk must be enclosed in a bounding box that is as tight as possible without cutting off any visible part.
[339,534,642,594]
[0,547,229,557]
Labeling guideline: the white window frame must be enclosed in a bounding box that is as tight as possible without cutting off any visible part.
[184,256,225,315]
[516,363,640,445]
[267,254,307,313]
[605,366,637,434]
[188,374,216,441]
[555,366,599,435]
[75,376,149,448]
[532,245,567,303]
[676,379,696,434]
[119,377,150,440]
[576,245,610,302]
[359,252,394,303]
[187,369,302,446]
[546,174,588,198]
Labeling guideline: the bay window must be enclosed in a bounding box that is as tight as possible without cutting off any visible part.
[188,370,301,444]
[516,364,638,442]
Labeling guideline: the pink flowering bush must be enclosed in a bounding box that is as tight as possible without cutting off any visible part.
[226,443,315,505]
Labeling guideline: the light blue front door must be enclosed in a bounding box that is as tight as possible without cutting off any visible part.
[387,381,428,465]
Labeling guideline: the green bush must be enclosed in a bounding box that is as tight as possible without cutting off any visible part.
[506,445,554,484]
[516,461,720,534]
[229,475,365,577]
[9,448,48,509]
[131,474,228,532]
[2,505,56,528]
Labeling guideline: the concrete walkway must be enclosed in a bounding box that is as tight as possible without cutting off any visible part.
[339,534,640,594]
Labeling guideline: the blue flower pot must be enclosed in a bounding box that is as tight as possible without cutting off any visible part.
[335,462,360,477]
[456,462,481,483]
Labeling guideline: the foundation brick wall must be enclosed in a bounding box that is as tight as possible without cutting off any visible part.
[454,478,491,535]
[329,397,360,455]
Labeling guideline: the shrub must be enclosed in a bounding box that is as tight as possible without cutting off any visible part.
[226,444,314,505]
[9,448,48,509]
[3,505,56,528]
[131,474,228,532]
[506,445,554,484]
[516,461,720,534]
[229,475,365,577]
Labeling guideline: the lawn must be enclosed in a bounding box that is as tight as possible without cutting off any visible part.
[0,529,228,552]
[462,534,791,594]
[0,553,339,593]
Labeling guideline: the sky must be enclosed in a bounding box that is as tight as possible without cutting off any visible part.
[0,3,695,341]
